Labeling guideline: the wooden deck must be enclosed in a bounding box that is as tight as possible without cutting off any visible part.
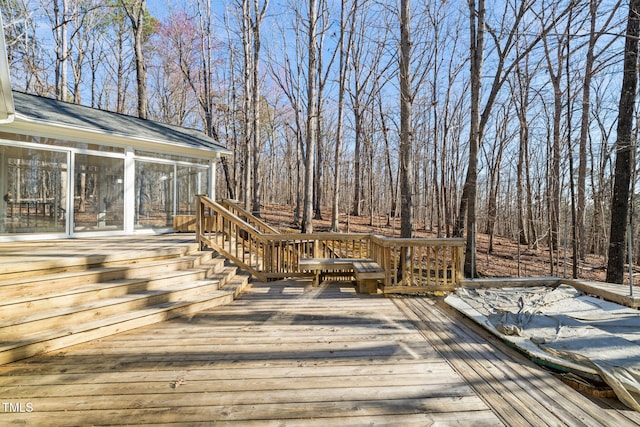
[2,276,640,425]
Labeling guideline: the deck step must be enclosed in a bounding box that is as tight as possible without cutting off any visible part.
[0,242,201,281]
[0,243,251,366]
[0,251,218,300]
[0,277,223,339]
[0,252,222,305]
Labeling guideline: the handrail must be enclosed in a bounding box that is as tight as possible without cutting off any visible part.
[220,199,281,234]
[197,195,465,292]
[197,195,268,280]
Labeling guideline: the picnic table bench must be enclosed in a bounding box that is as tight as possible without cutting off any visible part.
[299,258,385,294]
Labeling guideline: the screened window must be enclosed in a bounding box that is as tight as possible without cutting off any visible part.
[73,154,124,232]
[0,145,68,234]
[135,161,175,229]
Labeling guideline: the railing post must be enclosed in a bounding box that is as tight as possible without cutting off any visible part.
[196,194,204,250]
[456,245,465,284]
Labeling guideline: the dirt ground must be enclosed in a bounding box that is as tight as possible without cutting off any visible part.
[258,203,614,282]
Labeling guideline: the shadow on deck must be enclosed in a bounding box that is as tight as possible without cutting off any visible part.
[1,277,640,425]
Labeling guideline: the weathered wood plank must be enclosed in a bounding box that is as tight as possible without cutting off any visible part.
[3,277,637,426]
[409,297,613,426]
[0,403,500,426]
[430,295,640,426]
[0,358,444,379]
[0,280,503,426]
[395,298,542,427]
[4,382,479,406]
[396,297,640,426]
[0,361,455,387]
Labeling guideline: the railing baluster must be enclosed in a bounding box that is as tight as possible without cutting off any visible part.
[197,196,465,291]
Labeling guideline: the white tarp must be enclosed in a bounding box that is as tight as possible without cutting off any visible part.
[445,285,640,411]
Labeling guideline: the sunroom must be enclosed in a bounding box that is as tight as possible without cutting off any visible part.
[0,91,230,241]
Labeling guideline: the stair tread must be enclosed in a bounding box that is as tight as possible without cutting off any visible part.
[1,258,224,305]
[0,251,219,289]
[0,238,249,366]
[0,244,202,278]
[0,277,223,329]
[0,264,239,328]
[0,288,240,353]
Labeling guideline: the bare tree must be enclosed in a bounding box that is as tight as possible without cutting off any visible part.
[48,0,71,100]
[399,0,412,239]
[330,0,355,231]
[458,0,485,277]
[576,0,622,260]
[2,1,45,93]
[239,0,252,210]
[482,103,512,253]
[151,10,197,126]
[541,8,569,260]
[511,57,540,249]
[102,2,135,114]
[607,0,640,284]
[267,4,305,226]
[250,0,269,216]
[458,0,574,277]
[312,0,340,221]
[590,80,616,256]
[119,0,149,119]
[222,6,240,200]
[302,0,318,233]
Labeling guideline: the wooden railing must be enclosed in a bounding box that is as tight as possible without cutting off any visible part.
[197,196,267,280]
[369,236,465,292]
[197,195,465,292]
[219,199,281,234]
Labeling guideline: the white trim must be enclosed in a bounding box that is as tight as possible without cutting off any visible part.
[66,150,73,234]
[74,147,126,159]
[69,230,129,239]
[0,138,71,154]
[0,14,14,125]
[9,114,231,159]
[133,228,174,235]
[172,163,177,220]
[210,155,218,200]
[124,147,135,233]
[0,233,69,243]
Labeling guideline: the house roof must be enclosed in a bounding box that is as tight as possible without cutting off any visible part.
[7,91,231,158]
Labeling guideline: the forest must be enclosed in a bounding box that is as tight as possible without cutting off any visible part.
[2,0,639,284]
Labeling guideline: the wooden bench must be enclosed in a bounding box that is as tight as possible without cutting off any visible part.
[299,258,385,294]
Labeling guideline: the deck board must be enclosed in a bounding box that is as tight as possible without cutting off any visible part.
[394,297,640,426]
[0,279,501,425]
[0,274,639,425]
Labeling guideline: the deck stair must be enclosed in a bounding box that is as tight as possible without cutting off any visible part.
[0,242,251,365]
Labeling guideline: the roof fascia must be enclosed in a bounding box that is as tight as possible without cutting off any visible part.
[10,113,231,158]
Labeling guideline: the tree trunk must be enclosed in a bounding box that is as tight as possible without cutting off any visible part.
[380,96,396,220]
[460,0,485,277]
[251,0,269,217]
[399,0,413,239]
[606,0,640,284]
[331,0,354,232]
[352,107,362,217]
[241,0,252,210]
[53,0,70,101]
[302,0,317,233]
[121,0,148,119]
